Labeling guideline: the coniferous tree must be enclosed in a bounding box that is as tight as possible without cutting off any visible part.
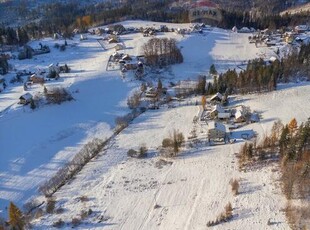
[8,202,24,230]
[209,64,217,76]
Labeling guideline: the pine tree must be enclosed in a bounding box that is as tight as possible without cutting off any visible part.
[209,64,217,75]
[8,202,24,230]
[279,125,290,156]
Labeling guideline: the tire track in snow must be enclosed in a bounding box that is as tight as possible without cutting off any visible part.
[184,178,205,230]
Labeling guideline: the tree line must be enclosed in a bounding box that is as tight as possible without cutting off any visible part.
[203,42,310,96]
[238,117,309,229]
[0,0,309,46]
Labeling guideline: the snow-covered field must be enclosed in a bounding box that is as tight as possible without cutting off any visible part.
[32,82,310,229]
[1,20,306,228]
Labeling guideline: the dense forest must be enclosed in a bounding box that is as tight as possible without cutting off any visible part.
[204,42,310,95]
[142,38,183,67]
[0,0,309,47]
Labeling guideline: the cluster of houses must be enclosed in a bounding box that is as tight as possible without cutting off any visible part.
[109,52,144,78]
[203,92,259,143]
[241,24,310,50]
[17,63,70,104]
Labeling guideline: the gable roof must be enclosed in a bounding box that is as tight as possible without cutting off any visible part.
[19,93,32,101]
[208,121,226,133]
[211,104,224,113]
[235,110,244,119]
[210,92,223,101]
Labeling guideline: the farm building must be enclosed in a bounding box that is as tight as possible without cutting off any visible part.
[208,121,226,141]
[19,93,32,105]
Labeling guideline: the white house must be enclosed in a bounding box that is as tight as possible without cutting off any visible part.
[208,121,226,141]
[235,109,245,123]
[210,104,224,119]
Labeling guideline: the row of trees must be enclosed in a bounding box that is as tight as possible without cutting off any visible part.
[219,10,308,30]
[0,27,29,46]
[143,38,183,67]
[1,0,309,45]
[239,117,310,200]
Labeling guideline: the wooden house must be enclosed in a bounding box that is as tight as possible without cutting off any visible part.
[30,74,45,84]
[208,121,226,141]
[210,92,223,104]
[19,93,32,104]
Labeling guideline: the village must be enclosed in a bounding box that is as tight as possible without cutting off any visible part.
[0,19,309,151]
[0,17,310,229]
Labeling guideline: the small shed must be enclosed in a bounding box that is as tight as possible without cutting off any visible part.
[108,38,118,44]
[208,121,226,141]
[114,44,125,51]
[122,54,132,61]
[19,93,32,104]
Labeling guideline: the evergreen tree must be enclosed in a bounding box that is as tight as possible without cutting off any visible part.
[197,75,206,95]
[279,125,290,156]
[8,202,24,230]
[209,64,217,76]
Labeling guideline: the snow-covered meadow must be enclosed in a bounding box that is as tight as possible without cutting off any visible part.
[1,20,308,229]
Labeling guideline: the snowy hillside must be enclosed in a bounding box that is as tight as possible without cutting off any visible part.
[1,20,308,229]
[31,82,310,229]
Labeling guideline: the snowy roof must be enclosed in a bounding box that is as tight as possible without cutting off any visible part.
[208,121,226,132]
[235,110,244,119]
[211,104,224,113]
[295,25,309,31]
[269,56,277,62]
[210,92,223,101]
[218,113,230,119]
[19,93,32,101]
